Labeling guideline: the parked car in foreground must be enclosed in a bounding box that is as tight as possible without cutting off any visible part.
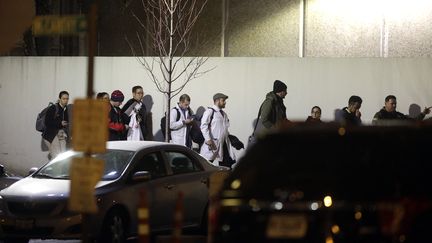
[0,141,227,242]
[212,124,432,243]
[0,164,22,191]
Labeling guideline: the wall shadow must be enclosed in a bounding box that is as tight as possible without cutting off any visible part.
[143,95,155,141]
[408,103,421,118]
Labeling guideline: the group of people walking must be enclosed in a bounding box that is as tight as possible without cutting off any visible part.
[42,80,431,166]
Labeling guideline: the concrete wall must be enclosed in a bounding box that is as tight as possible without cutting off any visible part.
[1,57,431,174]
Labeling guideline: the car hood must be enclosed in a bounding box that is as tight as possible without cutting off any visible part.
[0,177,113,199]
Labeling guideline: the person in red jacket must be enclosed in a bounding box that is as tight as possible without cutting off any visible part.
[108,90,128,141]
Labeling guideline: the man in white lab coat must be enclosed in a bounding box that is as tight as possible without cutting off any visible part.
[200,93,236,167]
[170,94,194,148]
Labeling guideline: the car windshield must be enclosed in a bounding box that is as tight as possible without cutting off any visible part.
[34,150,135,180]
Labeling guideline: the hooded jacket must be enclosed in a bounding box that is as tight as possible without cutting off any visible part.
[259,91,287,129]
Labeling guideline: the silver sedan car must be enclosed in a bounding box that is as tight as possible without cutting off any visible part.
[0,141,227,242]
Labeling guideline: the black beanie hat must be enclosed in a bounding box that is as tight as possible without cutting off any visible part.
[273,80,287,93]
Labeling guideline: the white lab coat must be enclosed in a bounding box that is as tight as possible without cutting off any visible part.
[199,105,235,164]
[169,105,191,147]
[127,102,143,141]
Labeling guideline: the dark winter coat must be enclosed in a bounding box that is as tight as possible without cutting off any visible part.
[259,91,287,129]
[337,107,362,126]
[42,103,69,143]
[372,107,425,125]
[121,99,148,139]
[305,116,322,123]
[109,105,128,141]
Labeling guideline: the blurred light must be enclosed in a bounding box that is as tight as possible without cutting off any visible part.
[221,199,242,207]
[399,234,406,242]
[326,236,334,243]
[355,211,362,220]
[331,225,340,234]
[338,127,346,136]
[249,199,261,212]
[249,199,258,207]
[222,224,230,232]
[324,196,333,207]
[272,201,283,210]
[310,202,319,210]
[230,179,241,190]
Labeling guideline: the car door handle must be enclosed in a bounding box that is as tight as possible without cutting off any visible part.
[165,184,175,190]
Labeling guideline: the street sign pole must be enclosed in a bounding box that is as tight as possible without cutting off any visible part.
[83,1,98,242]
[86,1,98,99]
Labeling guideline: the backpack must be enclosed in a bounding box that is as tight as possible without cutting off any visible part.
[161,107,205,145]
[36,102,58,132]
[161,107,181,140]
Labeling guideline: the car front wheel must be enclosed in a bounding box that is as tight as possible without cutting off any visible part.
[98,209,128,243]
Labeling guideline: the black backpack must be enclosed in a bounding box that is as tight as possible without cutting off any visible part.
[160,107,204,146]
[161,107,181,140]
[36,102,58,133]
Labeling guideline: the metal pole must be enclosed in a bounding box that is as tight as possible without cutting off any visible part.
[221,0,226,57]
[82,1,98,243]
[299,0,305,58]
[86,1,98,99]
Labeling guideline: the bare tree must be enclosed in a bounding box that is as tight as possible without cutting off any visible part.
[126,0,211,141]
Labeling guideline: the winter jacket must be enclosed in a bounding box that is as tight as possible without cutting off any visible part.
[305,116,322,123]
[337,107,362,126]
[109,105,128,141]
[122,99,148,139]
[372,108,425,125]
[43,103,69,143]
[259,91,287,130]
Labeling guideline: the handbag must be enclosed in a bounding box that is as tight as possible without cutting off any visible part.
[248,102,264,148]
[189,121,205,145]
[228,134,244,150]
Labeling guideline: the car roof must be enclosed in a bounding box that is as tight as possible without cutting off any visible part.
[106,140,173,151]
[225,124,432,199]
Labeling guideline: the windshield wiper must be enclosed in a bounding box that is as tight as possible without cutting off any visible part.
[34,173,57,179]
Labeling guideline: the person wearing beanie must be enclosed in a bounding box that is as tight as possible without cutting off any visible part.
[121,85,148,141]
[109,90,128,140]
[253,80,288,135]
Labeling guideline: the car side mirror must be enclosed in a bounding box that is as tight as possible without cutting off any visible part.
[132,171,151,182]
[28,167,38,176]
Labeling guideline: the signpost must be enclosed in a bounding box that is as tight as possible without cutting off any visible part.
[32,15,87,36]
[72,99,109,153]
[68,157,104,214]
